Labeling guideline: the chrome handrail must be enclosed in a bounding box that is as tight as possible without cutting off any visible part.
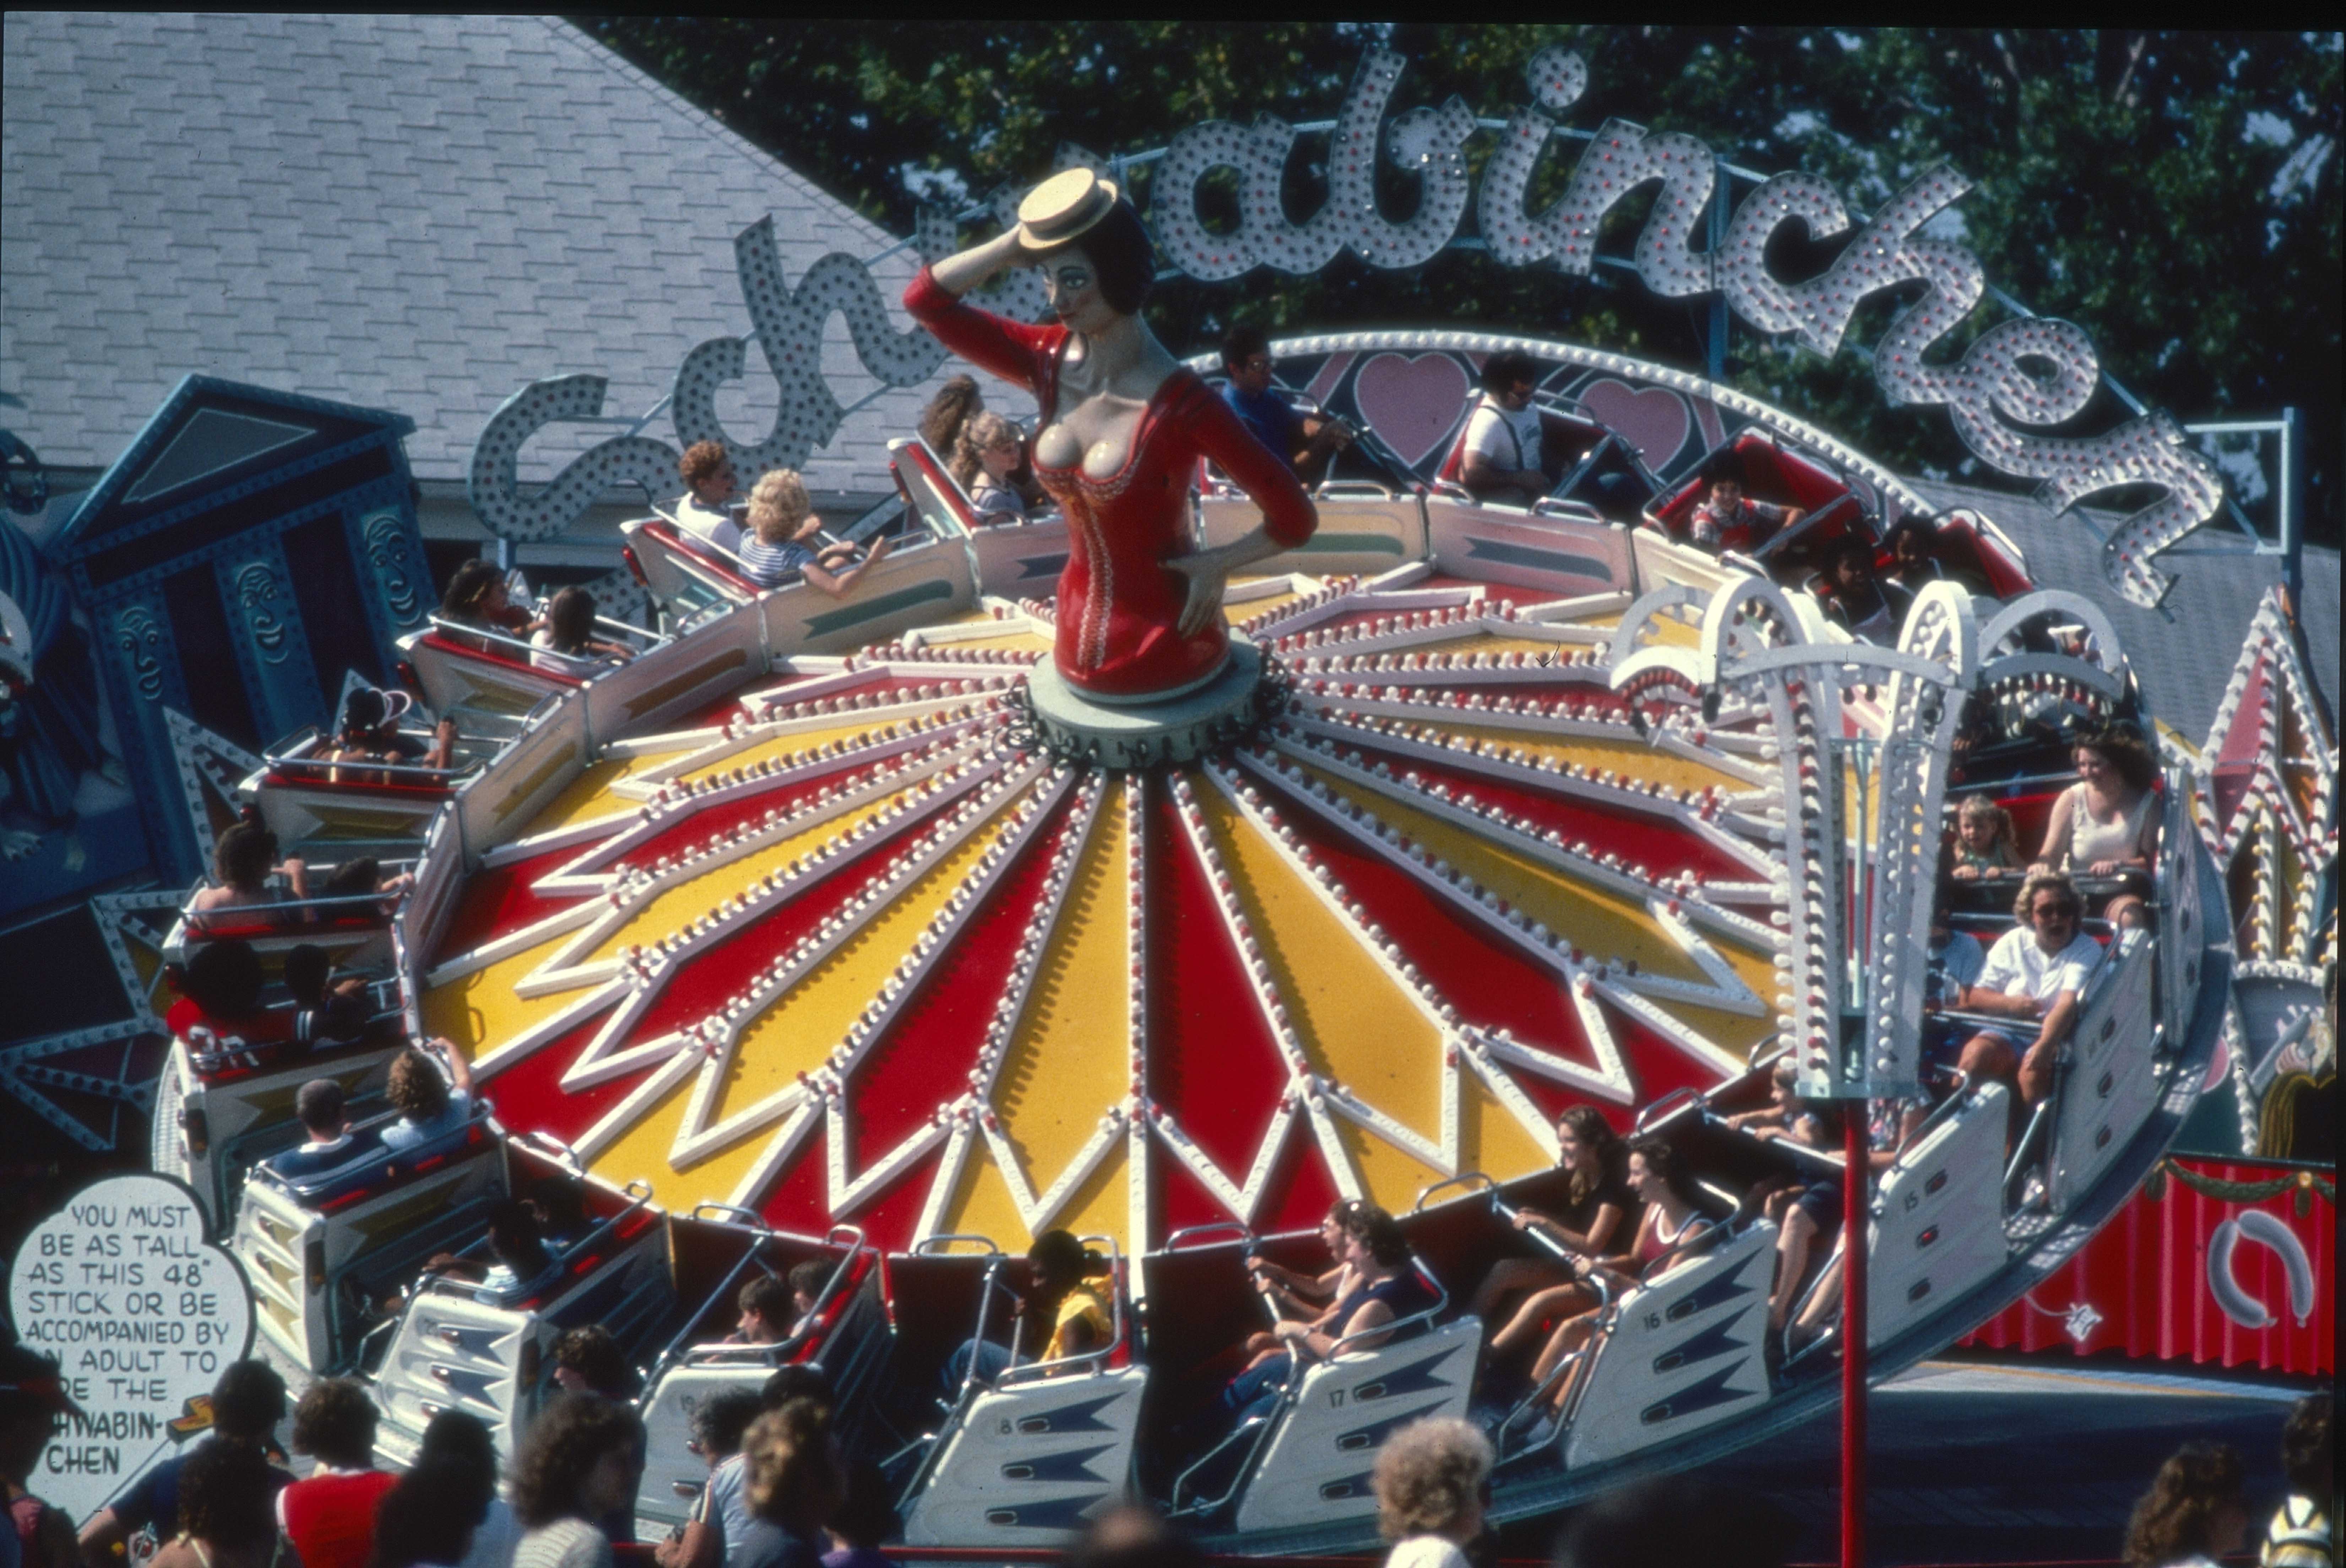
[1412,1171,1495,1212]
[1163,1220,1253,1251]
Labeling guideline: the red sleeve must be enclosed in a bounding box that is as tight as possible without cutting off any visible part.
[903,266,1064,399]
[1185,380,1318,549]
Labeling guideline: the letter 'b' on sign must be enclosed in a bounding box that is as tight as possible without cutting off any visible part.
[5,1174,255,1525]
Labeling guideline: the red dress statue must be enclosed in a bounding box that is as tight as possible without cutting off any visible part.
[905,267,1315,701]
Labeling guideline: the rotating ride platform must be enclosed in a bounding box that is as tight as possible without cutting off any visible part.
[150,335,2232,1553]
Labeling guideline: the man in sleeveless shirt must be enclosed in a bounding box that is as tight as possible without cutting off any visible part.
[1459,351,1550,506]
[277,1381,396,1568]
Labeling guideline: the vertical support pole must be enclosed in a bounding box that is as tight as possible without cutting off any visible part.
[1841,1108,1869,1568]
[2280,406,2303,611]
[1707,158,1731,384]
[495,535,516,574]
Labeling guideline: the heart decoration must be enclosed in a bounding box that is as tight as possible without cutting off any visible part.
[1351,352,1473,471]
[1579,379,1694,473]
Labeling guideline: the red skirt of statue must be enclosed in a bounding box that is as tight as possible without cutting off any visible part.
[905,268,1315,701]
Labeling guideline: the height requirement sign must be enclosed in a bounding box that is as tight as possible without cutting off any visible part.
[7,1174,255,1524]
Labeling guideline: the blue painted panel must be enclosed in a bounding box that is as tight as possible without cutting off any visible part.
[214,537,327,744]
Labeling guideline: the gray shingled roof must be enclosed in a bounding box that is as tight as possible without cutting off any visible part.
[1907,477,2339,746]
[0,12,967,495]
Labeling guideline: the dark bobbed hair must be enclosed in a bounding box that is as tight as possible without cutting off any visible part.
[553,1324,631,1398]
[759,1362,834,1411]
[418,1406,498,1475]
[743,1272,797,1323]
[691,1388,767,1461]
[1220,323,1270,371]
[1624,1135,1687,1198]
[2122,1441,2244,1567]
[184,939,265,1018]
[441,560,503,620]
[1340,1201,1412,1268]
[292,1377,378,1469]
[367,1459,488,1568]
[176,1436,279,1551]
[1028,1227,1102,1285]
[282,943,331,1009]
[295,1078,347,1137]
[1480,349,1541,394]
[209,1359,288,1442]
[547,586,596,654]
[1031,200,1156,316]
[510,1392,641,1529]
[2077,723,2158,794]
[214,822,278,892]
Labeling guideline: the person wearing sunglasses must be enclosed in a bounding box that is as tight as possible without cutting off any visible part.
[1944,870,2102,1114]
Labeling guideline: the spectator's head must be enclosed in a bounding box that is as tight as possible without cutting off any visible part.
[1338,1201,1412,1270]
[1221,325,1274,395]
[738,1272,797,1343]
[545,587,597,656]
[1624,1135,1688,1208]
[743,1397,844,1538]
[2076,724,2157,795]
[282,944,331,1010]
[209,1359,288,1444]
[748,470,816,547]
[954,411,1022,488]
[386,1047,451,1126]
[1064,1503,1205,1568]
[294,1078,349,1142]
[1027,1229,1099,1293]
[1555,1475,1797,1568]
[291,1378,378,1470]
[337,685,411,746]
[1480,350,1541,407]
[785,1259,831,1319]
[213,821,278,895]
[2013,870,2082,951]
[367,1459,487,1568]
[2281,1391,2333,1500]
[552,1325,631,1399]
[680,441,737,505]
[485,1197,552,1278]
[175,1432,280,1553]
[418,1407,498,1476]
[440,560,507,624]
[689,1388,766,1467]
[760,1363,834,1411]
[1555,1105,1623,1203]
[510,1392,641,1531]
[0,1345,77,1482]
[1372,1416,1491,1544]
[2123,1441,2248,1567]
[919,375,984,454]
[1028,189,1157,318]
[183,938,265,1018]
[827,1459,898,1552]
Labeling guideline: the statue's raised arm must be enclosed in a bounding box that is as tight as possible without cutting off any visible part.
[906,169,1315,704]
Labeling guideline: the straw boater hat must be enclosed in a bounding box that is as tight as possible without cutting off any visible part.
[1016,168,1123,250]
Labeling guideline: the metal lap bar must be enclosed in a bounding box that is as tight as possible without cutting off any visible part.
[1495,1271,1613,1461]
[1323,1258,1450,1359]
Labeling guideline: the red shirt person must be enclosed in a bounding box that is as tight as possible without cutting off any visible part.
[276,1381,397,1568]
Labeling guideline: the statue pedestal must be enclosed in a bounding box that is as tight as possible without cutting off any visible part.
[1026,641,1270,769]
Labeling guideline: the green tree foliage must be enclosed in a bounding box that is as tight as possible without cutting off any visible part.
[577,22,2341,542]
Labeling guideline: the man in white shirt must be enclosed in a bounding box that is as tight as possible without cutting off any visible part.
[1459,350,1549,506]
[1947,870,2103,1107]
[266,1078,357,1179]
[674,440,745,556]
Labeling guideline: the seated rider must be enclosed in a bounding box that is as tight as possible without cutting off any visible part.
[1219,325,1354,488]
[955,412,1032,523]
[377,1040,475,1153]
[1241,1200,1362,1373]
[283,944,371,1048]
[1942,870,2102,1120]
[190,820,306,920]
[1213,1203,1432,1430]
[423,1197,555,1300]
[530,586,637,673]
[1469,1108,1634,1390]
[265,1079,359,1180]
[1816,538,1911,643]
[438,559,541,651]
[1685,462,1799,553]
[944,1230,1112,1393]
[1881,516,1944,595]
[1459,350,1551,507]
[675,441,746,556]
[321,685,455,784]
[738,469,893,596]
[723,1268,817,1347]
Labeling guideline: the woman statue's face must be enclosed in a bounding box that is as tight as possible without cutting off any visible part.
[1042,246,1117,335]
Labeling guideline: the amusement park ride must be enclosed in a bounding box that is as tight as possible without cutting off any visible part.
[48,38,2324,1563]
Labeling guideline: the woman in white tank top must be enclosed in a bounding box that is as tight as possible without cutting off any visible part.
[2033,727,2163,930]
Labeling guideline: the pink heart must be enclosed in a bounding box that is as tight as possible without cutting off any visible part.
[1352,352,1474,470]
[1579,379,1693,472]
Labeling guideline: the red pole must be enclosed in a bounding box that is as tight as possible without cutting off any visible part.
[1841,1109,1868,1568]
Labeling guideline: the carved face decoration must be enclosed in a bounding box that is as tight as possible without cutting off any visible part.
[234,562,291,664]
[114,604,167,701]
[1041,246,1118,337]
